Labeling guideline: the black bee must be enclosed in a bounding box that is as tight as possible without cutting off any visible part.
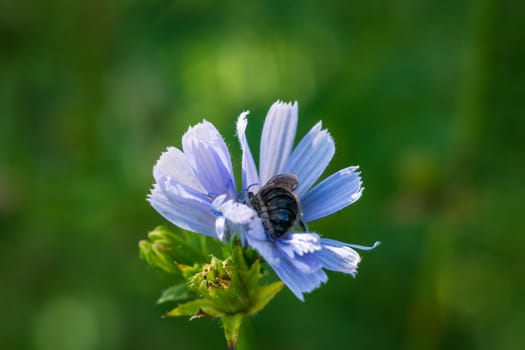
[248,173,307,240]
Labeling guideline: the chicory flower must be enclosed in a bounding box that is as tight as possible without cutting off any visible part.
[149,101,377,301]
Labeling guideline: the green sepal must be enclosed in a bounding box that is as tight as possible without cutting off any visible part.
[148,226,208,265]
[138,239,180,274]
[179,264,201,280]
[139,226,211,274]
[164,299,225,319]
[247,281,285,315]
[232,245,260,299]
[157,283,196,304]
[222,314,244,350]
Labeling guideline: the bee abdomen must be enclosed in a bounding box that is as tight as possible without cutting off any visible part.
[267,208,296,237]
[259,188,298,239]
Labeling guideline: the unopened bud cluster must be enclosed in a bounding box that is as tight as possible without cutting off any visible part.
[191,257,231,292]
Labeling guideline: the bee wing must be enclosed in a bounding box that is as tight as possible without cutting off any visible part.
[266,173,299,190]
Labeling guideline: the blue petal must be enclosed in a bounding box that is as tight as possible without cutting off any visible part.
[183,138,236,199]
[259,101,298,184]
[283,122,335,197]
[246,236,281,265]
[148,182,217,238]
[182,121,236,198]
[236,111,260,192]
[318,238,362,276]
[270,258,328,301]
[287,253,323,273]
[301,166,363,222]
[247,232,328,300]
[153,147,204,192]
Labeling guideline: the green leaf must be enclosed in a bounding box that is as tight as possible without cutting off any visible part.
[222,314,244,350]
[247,281,285,315]
[157,283,196,304]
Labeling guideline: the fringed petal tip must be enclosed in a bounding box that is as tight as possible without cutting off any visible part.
[301,165,364,222]
[271,100,298,109]
[184,119,214,136]
[153,146,194,184]
[145,185,156,204]
[238,110,250,119]
[236,111,250,135]
[182,120,220,149]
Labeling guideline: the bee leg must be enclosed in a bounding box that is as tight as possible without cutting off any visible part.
[247,192,255,207]
[299,219,307,232]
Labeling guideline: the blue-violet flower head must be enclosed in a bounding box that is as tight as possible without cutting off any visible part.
[149,101,378,301]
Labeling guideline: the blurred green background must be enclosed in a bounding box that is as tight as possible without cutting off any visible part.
[1,0,524,349]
